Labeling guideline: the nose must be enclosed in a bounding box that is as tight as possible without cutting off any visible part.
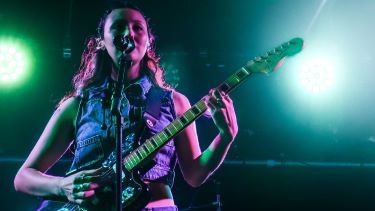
[123,25,131,37]
[124,24,135,38]
[124,26,135,43]
[128,30,135,39]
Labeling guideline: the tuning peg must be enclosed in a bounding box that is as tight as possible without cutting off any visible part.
[267,49,276,55]
[254,56,262,62]
[275,46,283,52]
[282,42,290,48]
[261,52,269,59]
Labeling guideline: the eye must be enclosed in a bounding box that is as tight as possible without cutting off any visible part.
[110,22,126,33]
[133,24,144,32]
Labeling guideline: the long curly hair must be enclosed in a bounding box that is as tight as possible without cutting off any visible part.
[61,2,172,104]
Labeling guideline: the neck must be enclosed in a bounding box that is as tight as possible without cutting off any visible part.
[111,60,142,83]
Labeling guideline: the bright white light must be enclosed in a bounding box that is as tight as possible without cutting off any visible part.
[0,41,28,85]
[299,59,334,93]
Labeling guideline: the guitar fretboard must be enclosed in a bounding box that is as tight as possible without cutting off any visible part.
[123,66,252,171]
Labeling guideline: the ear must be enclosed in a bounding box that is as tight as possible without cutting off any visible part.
[96,38,105,50]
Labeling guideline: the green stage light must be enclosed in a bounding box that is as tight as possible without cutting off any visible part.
[0,40,29,86]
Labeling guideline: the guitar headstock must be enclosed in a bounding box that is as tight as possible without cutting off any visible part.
[246,37,304,74]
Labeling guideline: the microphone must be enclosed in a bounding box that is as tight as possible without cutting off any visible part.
[113,34,135,54]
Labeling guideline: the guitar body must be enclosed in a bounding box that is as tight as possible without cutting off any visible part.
[120,169,150,210]
[38,161,150,211]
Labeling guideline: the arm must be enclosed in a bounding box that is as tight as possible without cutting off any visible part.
[173,90,238,187]
[14,97,104,205]
[14,97,79,198]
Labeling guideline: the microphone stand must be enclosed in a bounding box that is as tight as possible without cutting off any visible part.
[111,52,132,211]
[214,180,222,211]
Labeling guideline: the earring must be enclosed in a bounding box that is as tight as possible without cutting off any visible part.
[96,38,105,50]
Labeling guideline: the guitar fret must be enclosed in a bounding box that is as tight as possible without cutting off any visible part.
[167,125,176,134]
[218,83,230,93]
[139,146,148,157]
[222,68,250,91]
[143,144,150,153]
[144,142,153,152]
[155,134,164,145]
[227,75,240,85]
[125,156,134,169]
[176,119,184,128]
[153,135,162,146]
[150,138,158,148]
[182,114,189,122]
[160,131,168,140]
[132,151,140,163]
[197,101,206,110]
[164,128,172,137]
[145,140,154,153]
[129,154,138,166]
[135,150,143,160]
[180,115,188,124]
[186,110,195,120]
[171,121,179,132]
[124,161,132,170]
[227,75,236,82]
[171,123,179,132]
[127,157,135,169]
[236,69,247,79]
[152,134,163,146]
[191,106,200,115]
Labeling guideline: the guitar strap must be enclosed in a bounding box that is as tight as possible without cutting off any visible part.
[131,86,166,172]
[131,86,165,139]
[144,86,164,126]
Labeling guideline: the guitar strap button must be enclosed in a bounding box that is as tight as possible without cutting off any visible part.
[146,119,154,128]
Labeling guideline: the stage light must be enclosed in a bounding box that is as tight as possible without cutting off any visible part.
[0,40,29,86]
[298,58,334,93]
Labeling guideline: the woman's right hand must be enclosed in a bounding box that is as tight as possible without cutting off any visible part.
[58,167,104,206]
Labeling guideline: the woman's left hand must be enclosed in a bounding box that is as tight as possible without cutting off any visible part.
[204,89,238,143]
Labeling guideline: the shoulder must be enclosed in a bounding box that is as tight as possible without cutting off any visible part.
[57,96,80,111]
[172,90,191,117]
[54,97,80,124]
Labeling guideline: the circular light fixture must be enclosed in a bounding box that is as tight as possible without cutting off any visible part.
[0,40,29,86]
[299,59,334,93]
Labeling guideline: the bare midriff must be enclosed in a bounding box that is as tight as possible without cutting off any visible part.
[144,180,175,208]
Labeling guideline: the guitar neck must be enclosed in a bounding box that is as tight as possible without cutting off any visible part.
[217,67,253,95]
[123,66,252,171]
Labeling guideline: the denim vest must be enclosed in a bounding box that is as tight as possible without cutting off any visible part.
[69,75,177,187]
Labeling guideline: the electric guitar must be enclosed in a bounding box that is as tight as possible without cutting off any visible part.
[39,37,304,210]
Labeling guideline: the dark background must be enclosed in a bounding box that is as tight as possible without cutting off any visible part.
[1,0,375,210]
